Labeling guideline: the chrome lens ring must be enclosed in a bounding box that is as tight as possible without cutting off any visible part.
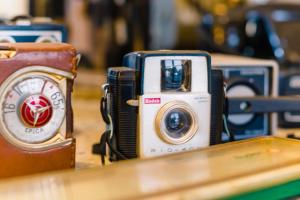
[155,101,198,145]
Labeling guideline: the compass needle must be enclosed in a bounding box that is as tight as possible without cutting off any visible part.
[25,102,37,113]
[33,112,40,127]
[40,80,47,94]
[37,105,51,113]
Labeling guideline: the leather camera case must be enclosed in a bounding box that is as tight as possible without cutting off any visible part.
[0,43,77,178]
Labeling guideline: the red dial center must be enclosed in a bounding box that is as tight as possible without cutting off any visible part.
[20,95,53,127]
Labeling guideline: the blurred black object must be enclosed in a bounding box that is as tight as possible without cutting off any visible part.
[87,0,110,26]
[199,3,300,128]
[30,0,65,18]
[87,0,150,67]
[200,3,300,69]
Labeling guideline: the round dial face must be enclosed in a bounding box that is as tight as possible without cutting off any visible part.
[1,75,65,144]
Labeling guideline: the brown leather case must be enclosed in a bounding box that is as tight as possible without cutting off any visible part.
[0,43,77,178]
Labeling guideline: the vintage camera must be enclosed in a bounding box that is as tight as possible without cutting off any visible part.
[100,51,224,161]
[0,43,77,178]
[0,17,67,43]
[212,54,278,141]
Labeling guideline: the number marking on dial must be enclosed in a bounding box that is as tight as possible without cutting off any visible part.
[13,85,23,96]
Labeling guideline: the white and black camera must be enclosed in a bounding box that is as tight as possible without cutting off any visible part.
[97,51,224,162]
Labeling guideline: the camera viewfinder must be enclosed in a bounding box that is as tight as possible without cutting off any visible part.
[161,59,191,92]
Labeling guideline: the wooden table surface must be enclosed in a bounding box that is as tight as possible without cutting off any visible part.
[2,137,300,200]
[73,69,105,168]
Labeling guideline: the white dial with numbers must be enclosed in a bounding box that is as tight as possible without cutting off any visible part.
[1,74,66,144]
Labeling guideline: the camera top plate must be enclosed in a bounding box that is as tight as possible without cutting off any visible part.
[123,50,212,95]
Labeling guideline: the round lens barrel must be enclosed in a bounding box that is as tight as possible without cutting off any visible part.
[164,108,192,139]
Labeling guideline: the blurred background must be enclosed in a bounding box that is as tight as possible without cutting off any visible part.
[1,0,299,70]
[2,0,300,166]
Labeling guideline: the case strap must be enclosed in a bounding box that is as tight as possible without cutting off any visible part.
[223,83,235,141]
[100,84,110,124]
[92,83,128,165]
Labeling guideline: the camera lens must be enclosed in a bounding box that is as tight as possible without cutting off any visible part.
[164,108,192,139]
[156,101,198,145]
[35,36,57,43]
[0,36,16,43]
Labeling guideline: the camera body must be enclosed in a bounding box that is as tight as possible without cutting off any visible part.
[0,18,67,43]
[212,54,278,140]
[106,51,223,160]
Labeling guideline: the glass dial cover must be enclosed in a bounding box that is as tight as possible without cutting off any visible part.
[1,75,66,144]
